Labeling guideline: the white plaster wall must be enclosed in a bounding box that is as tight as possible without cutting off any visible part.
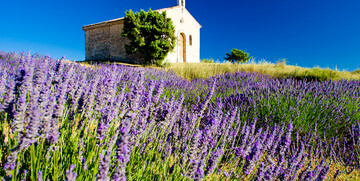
[159,7,201,63]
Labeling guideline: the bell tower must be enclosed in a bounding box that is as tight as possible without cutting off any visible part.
[177,0,185,8]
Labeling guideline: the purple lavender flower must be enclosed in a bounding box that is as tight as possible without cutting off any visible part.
[280,141,305,180]
[205,147,224,175]
[263,124,278,150]
[37,171,43,181]
[129,71,145,111]
[65,164,78,181]
[312,159,326,179]
[243,141,263,175]
[315,163,330,181]
[12,93,27,134]
[97,107,111,143]
[53,82,68,118]
[97,132,118,181]
[112,119,131,181]
[82,157,88,171]
[41,91,56,142]
[299,159,313,180]
[193,154,206,181]
[186,129,202,178]
[0,76,15,112]
[3,150,18,176]
[151,80,164,105]
[239,125,251,156]
[198,80,217,118]
[264,160,275,180]
[253,162,266,181]
[96,151,111,181]
[279,122,293,155]
[84,75,100,118]
[272,154,286,179]
[0,70,7,96]
[47,118,60,144]
[21,170,28,181]
[290,153,308,180]
[21,104,41,149]
[268,123,285,157]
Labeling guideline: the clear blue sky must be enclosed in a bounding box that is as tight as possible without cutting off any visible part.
[1,0,360,71]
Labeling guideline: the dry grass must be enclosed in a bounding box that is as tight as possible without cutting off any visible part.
[78,60,360,81]
[164,62,360,81]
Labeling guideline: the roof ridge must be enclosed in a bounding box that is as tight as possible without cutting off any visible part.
[82,5,201,29]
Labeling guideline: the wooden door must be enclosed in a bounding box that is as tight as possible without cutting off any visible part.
[178,33,186,63]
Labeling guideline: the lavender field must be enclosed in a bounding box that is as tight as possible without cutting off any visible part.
[0,52,359,180]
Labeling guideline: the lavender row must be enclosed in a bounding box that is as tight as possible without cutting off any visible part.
[0,51,359,180]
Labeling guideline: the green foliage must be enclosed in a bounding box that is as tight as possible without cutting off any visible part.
[352,69,360,74]
[201,58,215,63]
[290,68,340,81]
[160,59,171,68]
[122,9,176,66]
[224,49,252,63]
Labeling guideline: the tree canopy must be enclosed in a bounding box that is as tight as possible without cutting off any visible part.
[122,9,176,66]
[225,49,252,63]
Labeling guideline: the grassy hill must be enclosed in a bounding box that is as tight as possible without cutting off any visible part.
[163,62,360,81]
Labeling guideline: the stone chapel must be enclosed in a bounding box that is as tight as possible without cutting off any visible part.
[82,0,201,63]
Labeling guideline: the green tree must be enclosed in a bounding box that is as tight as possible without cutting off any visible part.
[224,49,252,63]
[122,9,176,66]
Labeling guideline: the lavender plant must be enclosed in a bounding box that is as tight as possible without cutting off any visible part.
[0,51,359,180]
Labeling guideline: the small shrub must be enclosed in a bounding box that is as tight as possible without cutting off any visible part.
[352,69,360,74]
[290,68,339,82]
[161,59,171,68]
[201,58,214,63]
[274,58,287,69]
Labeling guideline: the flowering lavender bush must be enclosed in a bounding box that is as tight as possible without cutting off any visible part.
[0,51,359,180]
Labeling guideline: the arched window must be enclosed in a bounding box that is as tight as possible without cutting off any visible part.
[189,35,192,46]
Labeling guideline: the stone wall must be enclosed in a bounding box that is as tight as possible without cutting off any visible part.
[84,21,144,63]
[108,23,144,64]
[84,25,110,60]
